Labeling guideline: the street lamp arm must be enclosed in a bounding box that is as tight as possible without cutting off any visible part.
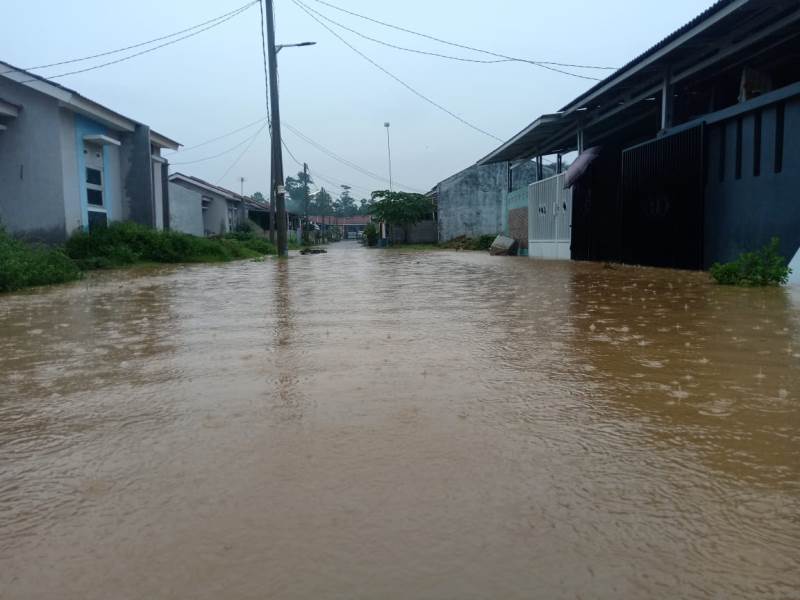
[275,41,317,53]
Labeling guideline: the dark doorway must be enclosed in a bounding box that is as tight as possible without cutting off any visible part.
[620,125,706,269]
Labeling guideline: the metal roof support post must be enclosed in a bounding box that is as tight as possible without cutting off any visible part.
[536,156,543,180]
[557,154,563,174]
[577,128,585,155]
[661,66,674,130]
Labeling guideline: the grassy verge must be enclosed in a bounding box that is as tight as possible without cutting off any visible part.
[1,222,277,293]
[0,227,82,293]
[65,222,276,270]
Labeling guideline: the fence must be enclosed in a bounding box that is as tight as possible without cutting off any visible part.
[528,172,572,259]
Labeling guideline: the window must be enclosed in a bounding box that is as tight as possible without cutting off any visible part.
[88,210,108,231]
[86,168,102,186]
[87,189,103,206]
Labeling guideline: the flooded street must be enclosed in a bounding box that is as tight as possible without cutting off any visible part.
[1,241,799,599]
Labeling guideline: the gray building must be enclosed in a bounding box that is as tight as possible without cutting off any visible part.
[430,159,546,247]
[0,61,179,242]
[168,173,243,236]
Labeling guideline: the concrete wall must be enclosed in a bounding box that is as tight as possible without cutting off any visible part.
[436,163,507,241]
[170,180,230,236]
[0,78,67,241]
[389,219,437,244]
[167,182,204,236]
[705,95,800,266]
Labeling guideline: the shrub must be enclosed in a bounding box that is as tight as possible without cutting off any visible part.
[66,221,275,270]
[710,237,791,286]
[0,227,82,292]
[440,235,497,251]
[363,222,379,246]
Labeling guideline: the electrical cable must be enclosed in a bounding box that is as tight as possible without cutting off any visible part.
[217,121,270,184]
[170,125,268,166]
[165,117,267,154]
[3,1,259,75]
[305,0,618,74]
[291,0,504,142]
[14,3,255,84]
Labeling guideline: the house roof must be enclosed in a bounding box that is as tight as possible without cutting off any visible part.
[0,60,180,150]
[478,0,799,164]
[169,172,242,202]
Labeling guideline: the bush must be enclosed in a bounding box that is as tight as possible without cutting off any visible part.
[710,237,791,286]
[65,221,275,270]
[440,235,497,251]
[363,222,379,247]
[0,227,82,292]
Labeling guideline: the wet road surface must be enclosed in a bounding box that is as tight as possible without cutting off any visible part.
[1,242,799,599]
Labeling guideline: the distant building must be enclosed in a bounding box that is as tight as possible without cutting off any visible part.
[168,173,243,236]
[0,61,179,242]
[479,0,800,269]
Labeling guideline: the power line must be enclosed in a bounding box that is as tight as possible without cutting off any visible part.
[298,0,598,81]
[217,121,270,184]
[13,3,256,84]
[170,126,268,166]
[2,1,259,75]
[166,117,267,154]
[291,0,503,142]
[282,120,423,192]
[304,0,618,77]
[297,2,510,65]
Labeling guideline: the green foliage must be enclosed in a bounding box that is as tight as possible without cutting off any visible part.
[0,227,82,292]
[710,237,791,286]
[363,222,379,247]
[441,235,496,251]
[368,191,434,231]
[65,222,275,270]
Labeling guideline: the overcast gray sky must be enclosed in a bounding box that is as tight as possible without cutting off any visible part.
[3,0,715,198]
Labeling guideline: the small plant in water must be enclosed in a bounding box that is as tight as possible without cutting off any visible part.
[710,237,791,287]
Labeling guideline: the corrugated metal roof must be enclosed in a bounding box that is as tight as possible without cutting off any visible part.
[560,0,742,112]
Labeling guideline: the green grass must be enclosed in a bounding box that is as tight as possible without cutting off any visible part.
[710,237,791,286]
[0,227,82,292]
[65,222,276,270]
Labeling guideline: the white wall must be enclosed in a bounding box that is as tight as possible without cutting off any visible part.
[167,182,204,236]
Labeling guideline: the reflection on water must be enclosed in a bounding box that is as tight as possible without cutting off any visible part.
[1,245,798,599]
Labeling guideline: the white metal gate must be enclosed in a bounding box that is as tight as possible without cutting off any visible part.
[528,172,572,259]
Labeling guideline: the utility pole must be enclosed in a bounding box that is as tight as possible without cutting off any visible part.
[239,176,246,196]
[265,0,287,257]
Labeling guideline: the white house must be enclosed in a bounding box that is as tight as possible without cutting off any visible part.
[168,173,243,236]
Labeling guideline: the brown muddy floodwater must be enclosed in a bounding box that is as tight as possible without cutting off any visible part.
[1,242,799,599]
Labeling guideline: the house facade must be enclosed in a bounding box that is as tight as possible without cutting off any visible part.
[479,0,800,270]
[0,61,179,242]
[168,173,243,236]
[429,160,545,250]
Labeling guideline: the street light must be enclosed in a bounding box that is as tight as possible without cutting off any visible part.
[384,122,393,192]
[276,41,316,53]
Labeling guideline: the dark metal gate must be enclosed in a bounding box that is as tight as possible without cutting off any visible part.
[621,125,705,269]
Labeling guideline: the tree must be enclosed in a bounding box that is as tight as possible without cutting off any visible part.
[358,198,372,215]
[368,190,434,242]
[334,185,357,217]
[252,191,266,203]
[284,169,313,215]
